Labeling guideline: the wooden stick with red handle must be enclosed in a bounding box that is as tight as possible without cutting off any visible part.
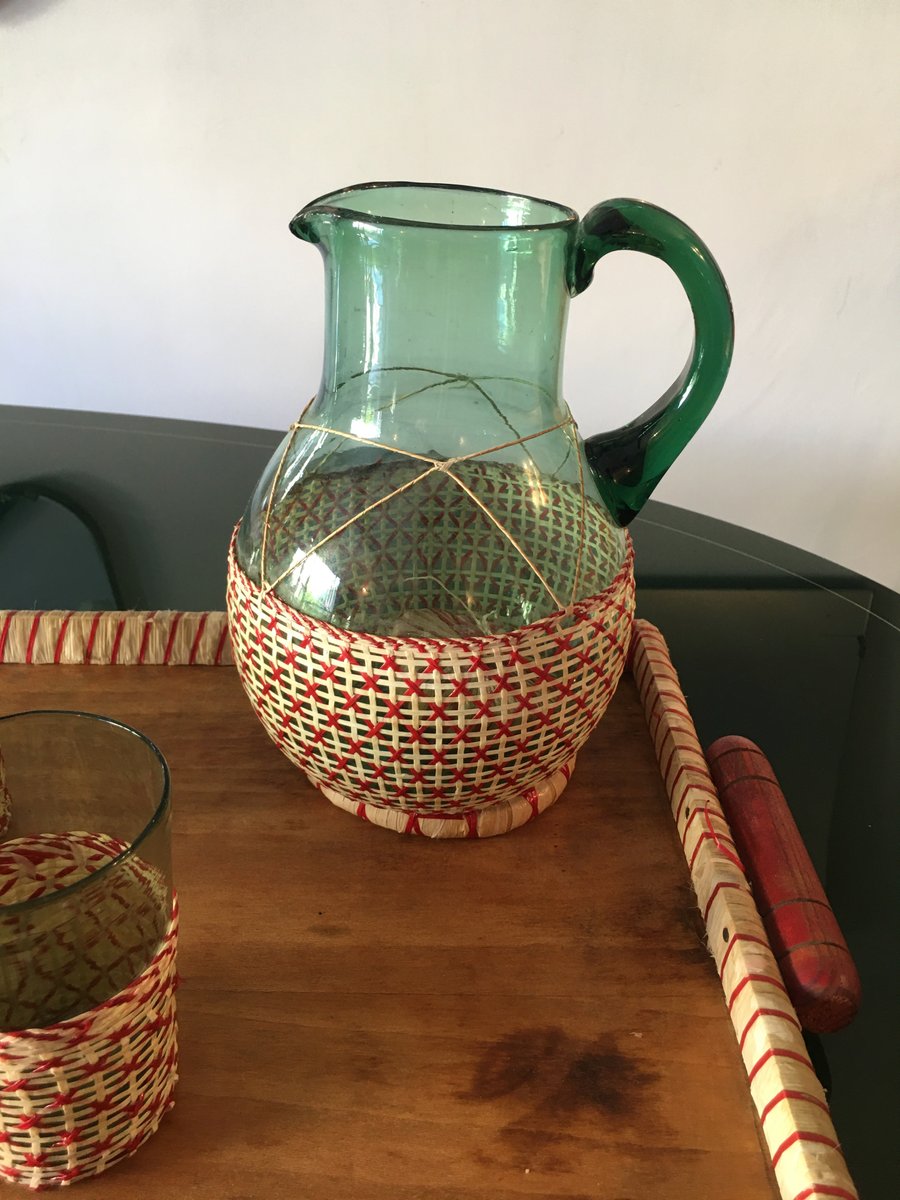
[707,735,862,1034]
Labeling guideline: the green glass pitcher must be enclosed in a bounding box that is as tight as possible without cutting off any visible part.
[228,182,732,836]
[236,182,732,638]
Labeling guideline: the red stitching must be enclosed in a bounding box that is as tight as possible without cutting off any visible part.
[138,612,157,664]
[759,1088,830,1125]
[214,622,229,664]
[721,933,772,975]
[672,775,720,824]
[703,880,748,923]
[110,618,125,665]
[771,1130,840,1170]
[727,973,788,1010]
[791,1186,857,1200]
[163,612,183,664]
[0,611,16,662]
[53,612,73,663]
[83,614,101,664]
[189,613,208,665]
[25,612,43,664]
[738,1006,801,1052]
[748,1047,813,1086]
[688,829,740,872]
[703,801,746,872]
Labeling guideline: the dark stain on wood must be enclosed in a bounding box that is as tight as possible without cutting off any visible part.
[552,1045,651,1116]
[466,1027,566,1100]
[463,1026,661,1167]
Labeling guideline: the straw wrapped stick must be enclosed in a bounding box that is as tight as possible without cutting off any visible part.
[631,620,858,1200]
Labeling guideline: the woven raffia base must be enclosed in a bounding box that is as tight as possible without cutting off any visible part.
[227,526,635,835]
[228,458,636,834]
[319,756,575,838]
[0,835,178,1190]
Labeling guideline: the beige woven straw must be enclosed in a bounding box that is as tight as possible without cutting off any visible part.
[0,610,231,666]
[0,834,178,1190]
[228,459,635,836]
[632,621,859,1200]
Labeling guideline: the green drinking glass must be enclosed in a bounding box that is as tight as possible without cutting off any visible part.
[0,710,171,1030]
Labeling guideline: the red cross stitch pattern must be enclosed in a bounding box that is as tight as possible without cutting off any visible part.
[257,460,619,637]
[227,525,635,834]
[0,834,178,1189]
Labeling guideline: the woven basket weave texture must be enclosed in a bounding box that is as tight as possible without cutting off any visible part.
[258,461,625,635]
[229,546,634,811]
[227,463,635,824]
[0,834,178,1190]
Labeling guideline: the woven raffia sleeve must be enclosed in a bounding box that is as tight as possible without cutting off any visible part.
[631,620,858,1200]
[0,910,178,1188]
[0,833,179,1190]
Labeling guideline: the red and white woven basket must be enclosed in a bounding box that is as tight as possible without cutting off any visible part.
[0,835,178,1190]
[227,535,635,837]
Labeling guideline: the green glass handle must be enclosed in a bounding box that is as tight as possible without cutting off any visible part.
[570,198,734,524]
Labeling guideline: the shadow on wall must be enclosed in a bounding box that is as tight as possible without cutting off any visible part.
[0,483,122,610]
[0,0,66,23]
[0,404,282,611]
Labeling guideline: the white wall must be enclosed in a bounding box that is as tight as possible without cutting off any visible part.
[2,0,899,588]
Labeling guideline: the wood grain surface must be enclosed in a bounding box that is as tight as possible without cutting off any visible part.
[0,665,778,1199]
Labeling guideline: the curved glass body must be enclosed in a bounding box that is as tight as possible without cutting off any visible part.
[0,711,171,1029]
[236,183,733,636]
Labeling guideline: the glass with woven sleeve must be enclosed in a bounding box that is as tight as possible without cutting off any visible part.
[229,182,733,835]
[0,711,177,1189]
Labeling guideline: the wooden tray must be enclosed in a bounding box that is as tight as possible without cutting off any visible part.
[0,614,855,1199]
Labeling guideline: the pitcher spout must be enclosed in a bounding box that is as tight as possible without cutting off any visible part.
[289,205,334,246]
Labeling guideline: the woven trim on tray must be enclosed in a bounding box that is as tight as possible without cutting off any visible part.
[631,620,858,1200]
[0,611,232,666]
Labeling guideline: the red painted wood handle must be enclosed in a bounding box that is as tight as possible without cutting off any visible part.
[706,735,862,1034]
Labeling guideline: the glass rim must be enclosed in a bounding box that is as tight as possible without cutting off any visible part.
[291,180,580,234]
[0,709,170,916]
